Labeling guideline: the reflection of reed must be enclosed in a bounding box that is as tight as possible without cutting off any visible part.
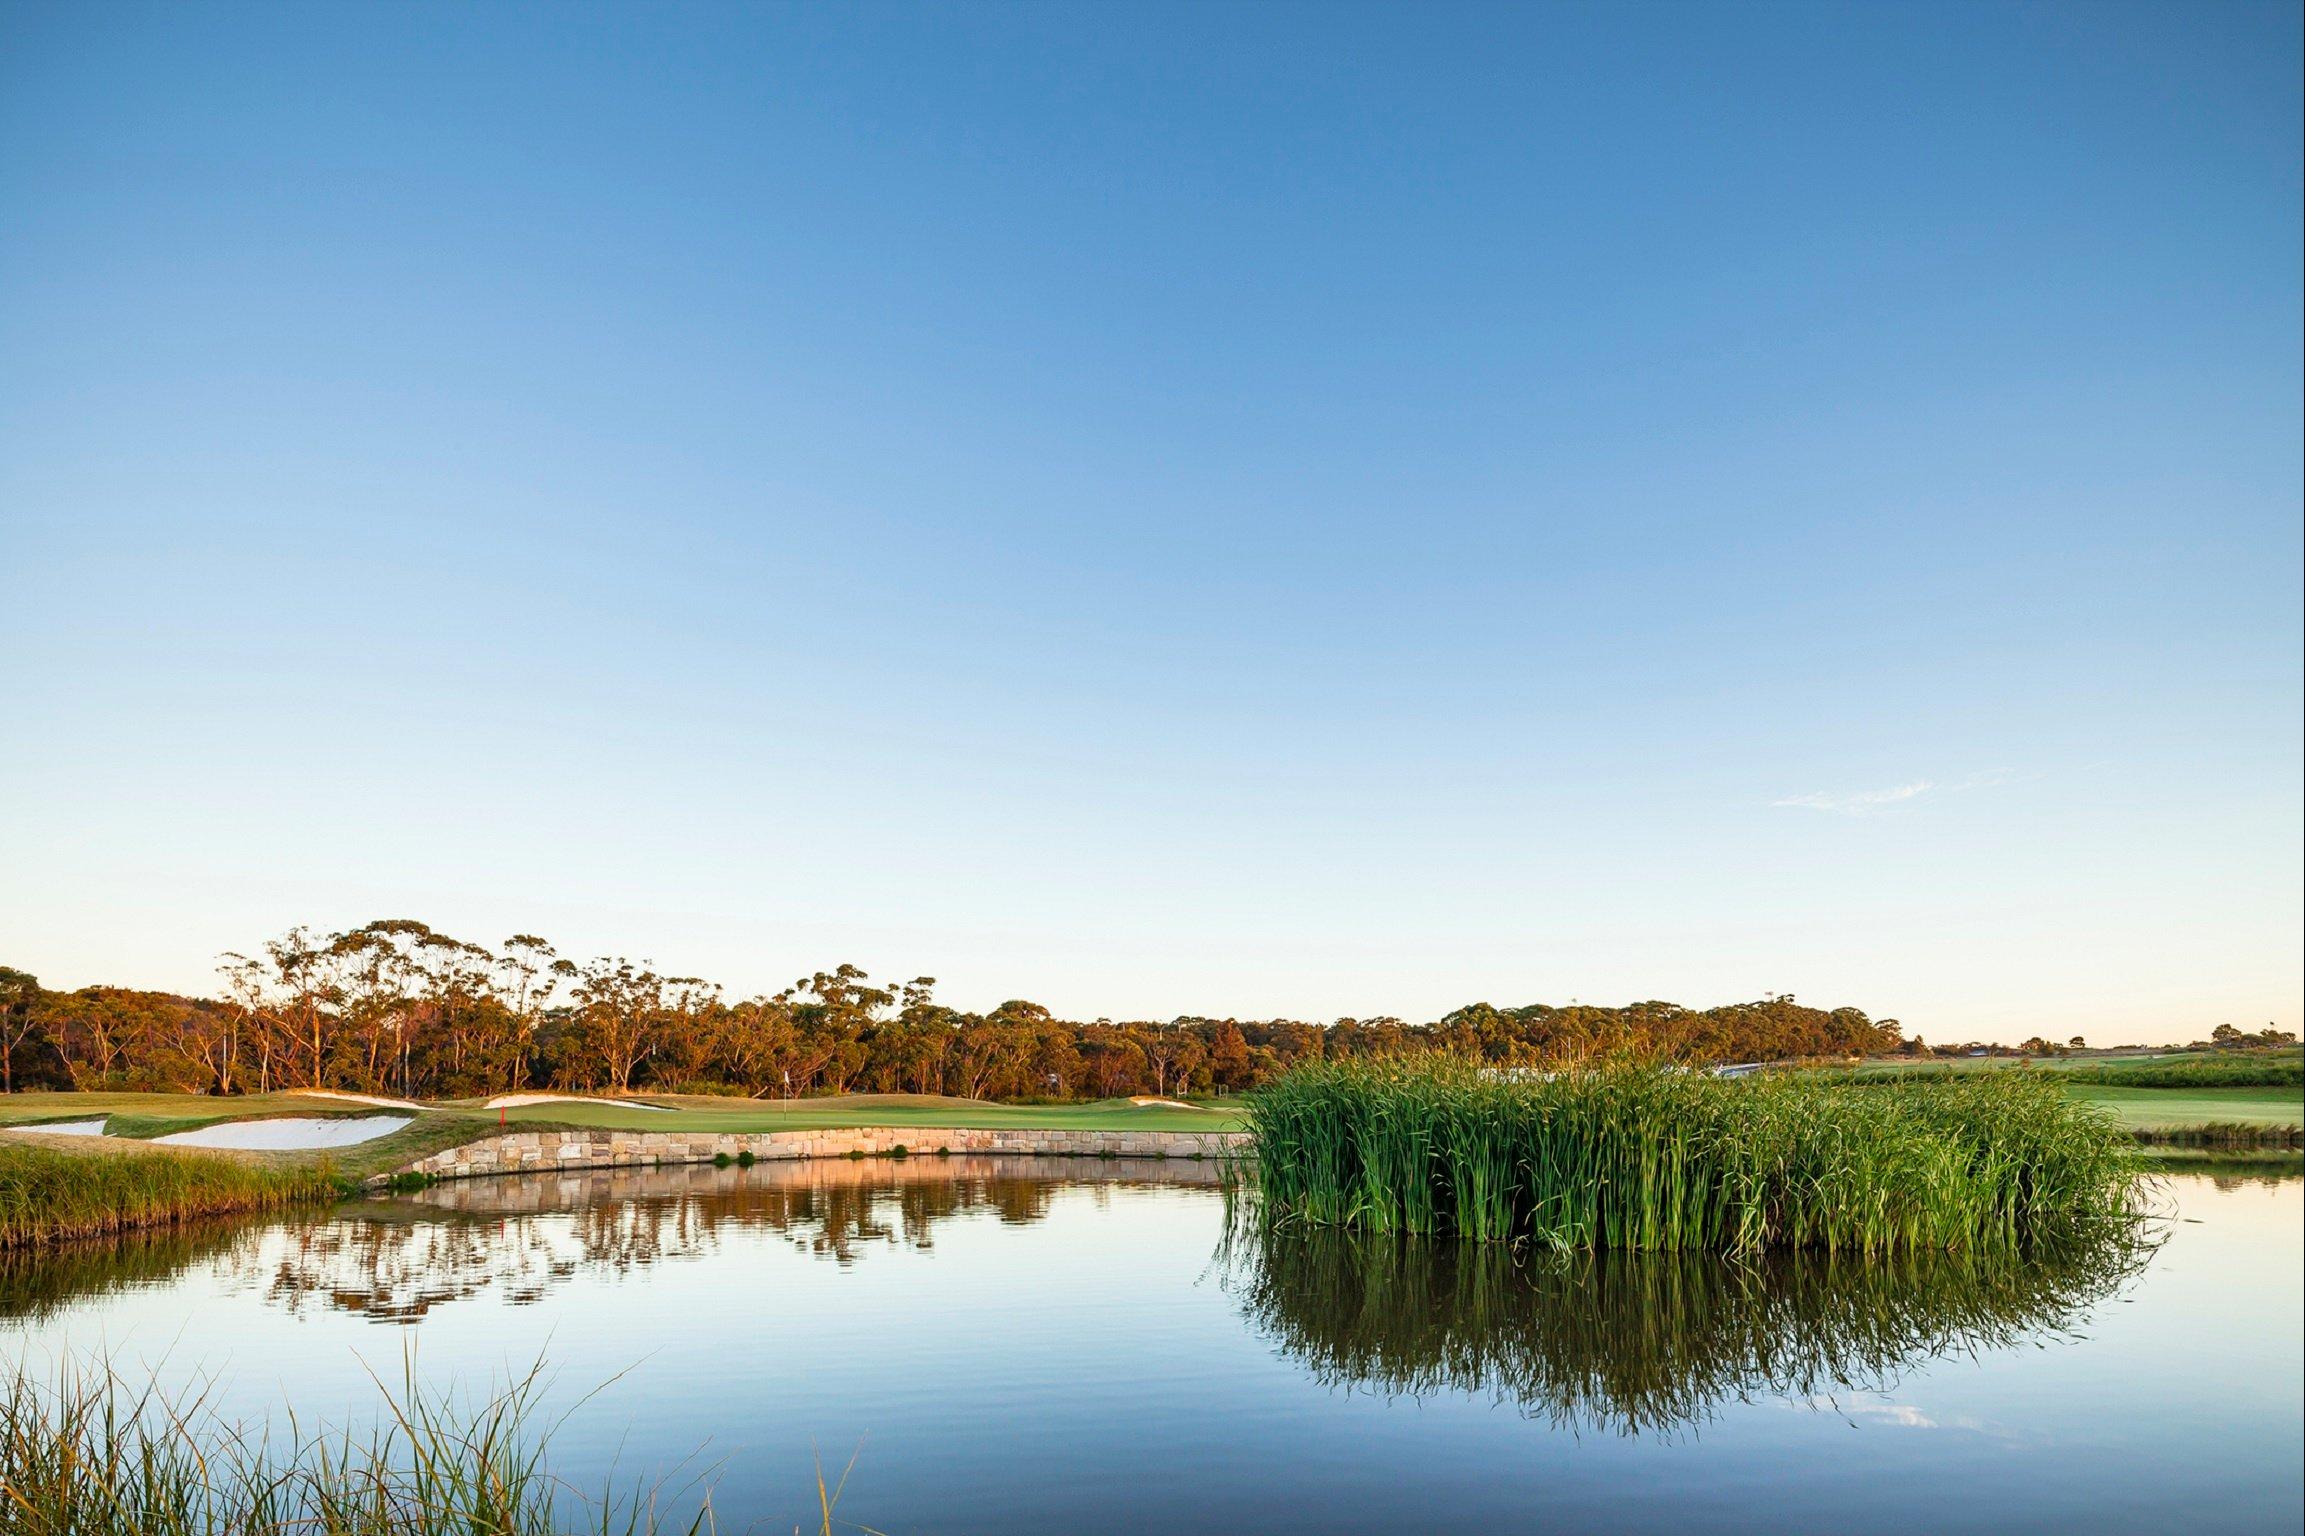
[1225,1217,2153,1437]
[0,1222,268,1323]
[3,1158,1214,1326]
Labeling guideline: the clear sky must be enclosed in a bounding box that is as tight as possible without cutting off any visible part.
[2,1,2298,1043]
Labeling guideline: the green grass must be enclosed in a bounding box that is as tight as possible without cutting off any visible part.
[2063,1083,2303,1131]
[0,1092,1248,1241]
[1858,1048,2302,1085]
[2056,1056,2301,1089]
[0,1141,352,1248]
[0,1356,736,1536]
[1249,1058,2142,1254]
[0,1089,1245,1140]
[471,1092,1245,1133]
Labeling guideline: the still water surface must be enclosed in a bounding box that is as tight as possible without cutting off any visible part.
[3,1158,2298,1534]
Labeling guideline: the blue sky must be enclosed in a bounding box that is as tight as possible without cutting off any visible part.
[2,0,2297,1042]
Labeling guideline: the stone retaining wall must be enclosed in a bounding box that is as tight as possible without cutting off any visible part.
[383,1125,1250,1185]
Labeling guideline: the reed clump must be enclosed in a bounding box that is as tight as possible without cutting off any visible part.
[0,1358,713,1536]
[1249,1058,2140,1254]
[0,1143,348,1249]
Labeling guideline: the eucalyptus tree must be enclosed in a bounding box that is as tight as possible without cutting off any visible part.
[492,934,561,1092]
[0,967,40,1093]
[565,957,668,1093]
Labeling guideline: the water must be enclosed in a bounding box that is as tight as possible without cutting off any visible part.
[3,1157,2297,1534]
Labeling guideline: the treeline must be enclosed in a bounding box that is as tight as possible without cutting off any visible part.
[0,919,1904,1102]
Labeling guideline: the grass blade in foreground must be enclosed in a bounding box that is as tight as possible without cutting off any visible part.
[0,1357,752,1536]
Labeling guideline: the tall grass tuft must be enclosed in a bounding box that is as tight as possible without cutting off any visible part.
[1249,1058,2141,1254]
[0,1144,348,1249]
[0,1356,728,1536]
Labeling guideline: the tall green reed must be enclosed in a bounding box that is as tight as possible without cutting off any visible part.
[0,1144,348,1249]
[1247,1057,2141,1255]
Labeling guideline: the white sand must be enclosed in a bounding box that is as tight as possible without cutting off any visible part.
[284,1088,427,1110]
[9,1118,109,1136]
[1127,1096,1198,1109]
[481,1093,667,1111]
[153,1115,412,1150]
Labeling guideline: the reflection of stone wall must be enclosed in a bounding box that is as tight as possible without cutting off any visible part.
[396,1154,1223,1215]
[382,1126,1249,1185]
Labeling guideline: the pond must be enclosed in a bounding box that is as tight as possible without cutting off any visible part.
[2,1157,2298,1534]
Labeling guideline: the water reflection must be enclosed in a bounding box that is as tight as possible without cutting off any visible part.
[0,1222,264,1324]
[1225,1219,2157,1437]
[2140,1152,2305,1191]
[1,1156,1218,1326]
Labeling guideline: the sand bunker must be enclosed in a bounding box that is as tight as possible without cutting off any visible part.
[284,1088,426,1110]
[10,1118,108,1136]
[153,1115,412,1150]
[481,1093,667,1111]
[1128,1096,1198,1109]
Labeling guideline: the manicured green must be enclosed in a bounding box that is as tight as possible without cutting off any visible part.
[0,1089,1246,1140]
[466,1092,1246,1133]
[2063,1083,2303,1131]
[1250,1058,2142,1254]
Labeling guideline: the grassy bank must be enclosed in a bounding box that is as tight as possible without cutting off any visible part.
[0,1359,741,1536]
[0,1089,1247,1139]
[0,1091,1246,1248]
[1250,1059,2140,1254]
[0,1140,352,1248]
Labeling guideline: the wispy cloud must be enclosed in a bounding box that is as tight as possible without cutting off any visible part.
[1773,780,1937,814]
[1771,769,2015,816]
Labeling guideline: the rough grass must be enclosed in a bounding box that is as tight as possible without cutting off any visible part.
[0,1357,729,1536]
[0,1141,351,1248]
[1860,1054,2302,1090]
[2057,1056,2301,1088]
[1249,1058,2143,1254]
[2129,1120,2304,1149]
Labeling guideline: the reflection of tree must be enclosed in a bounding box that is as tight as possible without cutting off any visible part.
[2141,1154,2304,1192]
[255,1215,581,1322]
[1225,1217,2152,1437]
[5,1157,1211,1326]
[0,1223,267,1323]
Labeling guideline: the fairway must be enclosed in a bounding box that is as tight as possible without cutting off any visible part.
[2066,1083,2304,1131]
[0,1089,1248,1138]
